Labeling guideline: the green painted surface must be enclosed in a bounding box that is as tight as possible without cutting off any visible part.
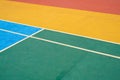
[35,30,120,56]
[0,38,89,80]
[0,38,120,80]
[62,54,120,80]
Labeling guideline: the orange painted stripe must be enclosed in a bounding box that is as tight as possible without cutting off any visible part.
[14,0,120,15]
[1,1,120,44]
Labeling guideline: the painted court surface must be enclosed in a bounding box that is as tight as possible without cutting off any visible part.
[0,0,120,80]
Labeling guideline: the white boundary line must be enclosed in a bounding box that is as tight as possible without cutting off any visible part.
[0,19,120,45]
[31,36,120,59]
[0,28,44,37]
[0,29,44,53]
[0,28,120,59]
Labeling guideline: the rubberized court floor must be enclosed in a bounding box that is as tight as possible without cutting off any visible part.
[0,0,120,80]
[0,20,120,80]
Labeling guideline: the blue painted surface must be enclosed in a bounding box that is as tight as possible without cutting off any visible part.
[0,30,26,51]
[0,20,42,35]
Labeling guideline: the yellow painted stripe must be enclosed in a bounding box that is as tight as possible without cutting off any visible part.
[0,1,120,43]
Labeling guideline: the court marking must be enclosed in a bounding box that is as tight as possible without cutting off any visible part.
[0,19,120,45]
[0,28,120,59]
[0,28,44,53]
[0,19,41,35]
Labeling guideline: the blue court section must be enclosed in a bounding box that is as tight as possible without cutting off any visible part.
[0,20,41,35]
[0,20,42,51]
[0,30,26,51]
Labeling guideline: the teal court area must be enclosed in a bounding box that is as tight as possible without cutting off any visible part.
[0,20,120,80]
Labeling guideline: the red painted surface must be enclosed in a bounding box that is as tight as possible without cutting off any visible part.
[13,0,120,15]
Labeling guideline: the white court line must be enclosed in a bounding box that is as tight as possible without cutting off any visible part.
[0,28,44,37]
[32,36,120,59]
[0,19,120,45]
[0,28,120,59]
[0,28,44,53]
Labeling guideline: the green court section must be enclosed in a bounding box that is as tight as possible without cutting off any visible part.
[62,55,120,80]
[0,38,120,80]
[0,38,90,80]
[35,30,120,56]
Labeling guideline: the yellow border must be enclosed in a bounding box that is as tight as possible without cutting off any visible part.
[0,1,120,43]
